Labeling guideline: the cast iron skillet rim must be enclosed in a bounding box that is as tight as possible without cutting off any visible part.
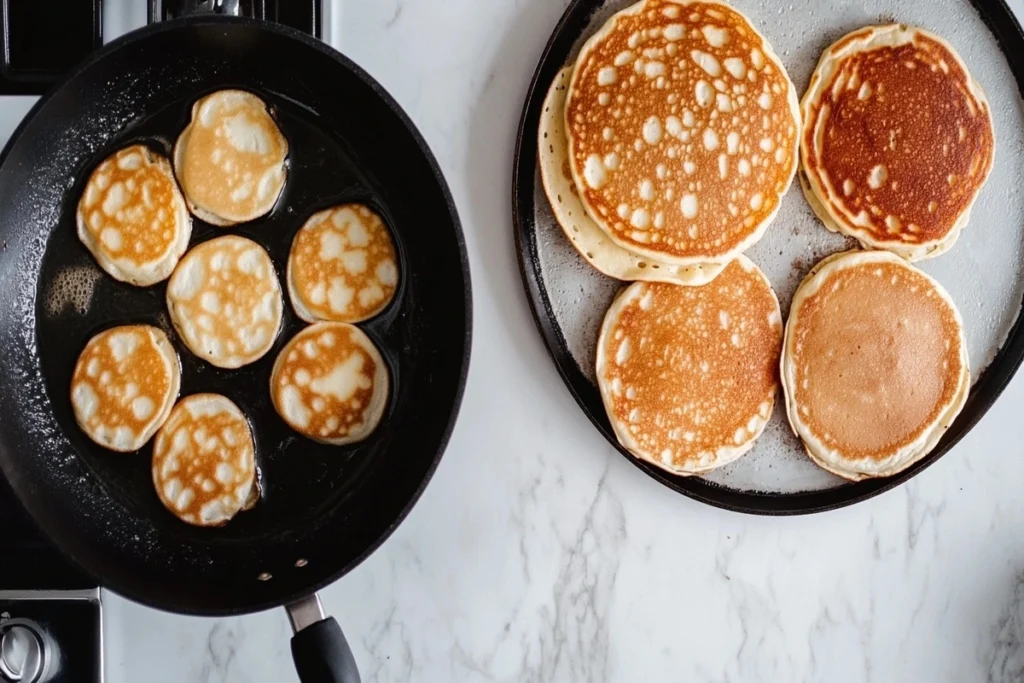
[512,0,1024,516]
[0,15,473,614]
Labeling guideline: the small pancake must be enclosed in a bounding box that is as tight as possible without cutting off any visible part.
[270,322,389,445]
[167,235,283,369]
[780,250,970,481]
[70,324,180,452]
[287,204,399,323]
[540,66,726,285]
[596,256,782,475]
[565,0,800,265]
[152,393,256,527]
[76,144,191,286]
[173,90,288,226]
[800,25,995,261]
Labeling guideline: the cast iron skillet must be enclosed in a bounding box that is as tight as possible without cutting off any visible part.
[512,0,1024,515]
[0,15,471,683]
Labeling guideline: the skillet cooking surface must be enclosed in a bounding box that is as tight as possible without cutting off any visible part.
[0,17,470,614]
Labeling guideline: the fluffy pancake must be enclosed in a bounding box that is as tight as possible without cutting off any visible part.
[287,204,399,323]
[540,66,726,285]
[781,250,969,480]
[565,0,799,265]
[166,235,283,369]
[70,325,180,452]
[152,393,256,527]
[173,90,288,226]
[596,256,782,475]
[76,144,191,286]
[800,25,995,261]
[270,322,389,445]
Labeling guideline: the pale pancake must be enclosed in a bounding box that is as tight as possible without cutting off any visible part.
[596,256,782,474]
[173,90,288,226]
[540,66,726,285]
[287,204,399,323]
[76,144,191,286]
[70,324,180,452]
[152,393,256,527]
[781,250,970,481]
[270,322,389,445]
[166,235,283,369]
[565,0,799,266]
[800,25,995,261]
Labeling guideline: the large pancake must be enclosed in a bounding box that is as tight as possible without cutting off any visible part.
[565,0,799,265]
[152,393,256,527]
[596,256,782,474]
[540,66,726,285]
[70,324,180,452]
[166,235,283,369]
[780,250,970,480]
[173,90,288,226]
[76,144,191,286]
[800,25,995,261]
[287,204,399,323]
[270,322,389,446]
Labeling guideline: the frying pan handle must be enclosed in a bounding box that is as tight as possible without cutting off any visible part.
[287,594,361,683]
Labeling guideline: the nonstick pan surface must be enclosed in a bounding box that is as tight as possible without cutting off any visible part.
[0,16,471,615]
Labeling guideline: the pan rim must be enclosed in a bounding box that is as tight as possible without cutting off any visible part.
[0,15,473,614]
[511,0,1024,516]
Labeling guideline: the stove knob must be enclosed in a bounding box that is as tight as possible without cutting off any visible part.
[0,623,44,683]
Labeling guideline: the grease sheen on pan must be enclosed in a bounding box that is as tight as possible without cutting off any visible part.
[565,0,800,266]
[270,322,389,445]
[152,393,257,527]
[70,324,180,452]
[166,235,283,369]
[596,256,782,475]
[287,204,399,323]
[539,66,726,285]
[76,144,191,286]
[781,250,970,480]
[800,25,995,261]
[173,90,288,226]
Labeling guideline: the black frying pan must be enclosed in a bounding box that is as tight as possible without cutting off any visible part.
[0,15,471,683]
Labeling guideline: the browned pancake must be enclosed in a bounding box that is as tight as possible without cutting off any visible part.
[565,0,800,264]
[781,250,969,479]
[596,256,782,474]
[801,25,994,260]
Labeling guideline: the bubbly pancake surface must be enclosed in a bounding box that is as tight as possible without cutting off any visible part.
[288,204,399,323]
[565,0,799,264]
[167,235,283,369]
[77,144,191,286]
[801,25,994,260]
[782,251,969,479]
[271,322,389,445]
[152,393,256,527]
[540,66,726,285]
[596,256,782,474]
[174,90,288,226]
[70,325,180,452]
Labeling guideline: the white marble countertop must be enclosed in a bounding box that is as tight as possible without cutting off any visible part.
[5,0,1024,680]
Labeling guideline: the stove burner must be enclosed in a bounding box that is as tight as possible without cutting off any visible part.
[0,593,102,683]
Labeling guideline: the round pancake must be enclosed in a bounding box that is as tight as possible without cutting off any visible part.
[166,235,283,369]
[152,393,256,527]
[287,204,399,323]
[780,250,970,481]
[800,25,995,261]
[70,324,180,452]
[596,256,782,475]
[76,144,191,286]
[540,66,726,285]
[565,0,800,265]
[173,90,288,226]
[270,322,389,445]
